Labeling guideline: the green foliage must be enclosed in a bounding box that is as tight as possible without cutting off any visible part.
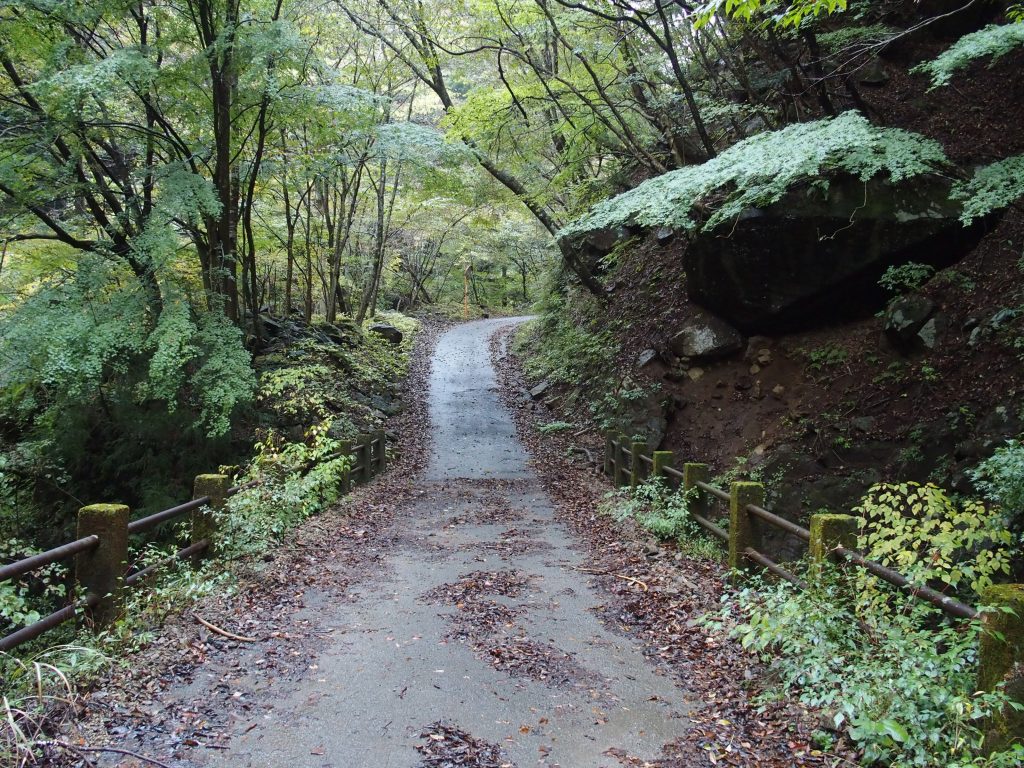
[880,262,936,295]
[560,112,948,238]
[970,439,1024,546]
[602,479,722,560]
[914,23,1024,90]
[705,566,1024,767]
[802,342,849,372]
[0,539,67,630]
[854,482,1012,598]
[816,24,898,52]
[695,0,848,29]
[952,155,1024,224]
[537,421,574,434]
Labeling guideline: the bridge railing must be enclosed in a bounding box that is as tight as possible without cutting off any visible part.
[0,431,386,653]
[604,430,1022,744]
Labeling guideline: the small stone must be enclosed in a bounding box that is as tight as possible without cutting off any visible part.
[735,376,753,391]
[772,384,786,396]
[753,381,763,399]
[749,364,761,375]
[756,349,772,366]
[637,349,658,368]
[687,367,705,382]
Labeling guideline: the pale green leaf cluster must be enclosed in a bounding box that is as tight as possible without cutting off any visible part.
[854,482,1012,597]
[559,112,948,239]
[694,0,848,29]
[952,154,1024,224]
[913,22,1024,89]
[0,259,255,438]
[707,567,1022,767]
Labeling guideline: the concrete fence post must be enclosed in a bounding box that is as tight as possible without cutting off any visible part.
[729,482,764,574]
[683,463,710,522]
[192,474,229,561]
[809,513,859,565]
[652,451,674,480]
[338,440,352,494]
[76,504,130,627]
[629,440,646,488]
[375,430,387,474]
[604,430,617,477]
[614,434,629,488]
[358,434,373,483]
[978,584,1024,753]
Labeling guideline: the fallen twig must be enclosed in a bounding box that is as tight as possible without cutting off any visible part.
[193,614,257,643]
[568,566,649,591]
[41,740,174,768]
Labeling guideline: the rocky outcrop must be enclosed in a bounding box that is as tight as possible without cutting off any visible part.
[682,173,993,332]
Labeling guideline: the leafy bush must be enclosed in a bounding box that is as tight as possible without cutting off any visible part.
[854,482,1012,600]
[559,112,948,238]
[970,439,1024,548]
[952,155,1024,224]
[914,22,1024,89]
[602,479,721,560]
[706,568,1023,767]
[880,262,936,295]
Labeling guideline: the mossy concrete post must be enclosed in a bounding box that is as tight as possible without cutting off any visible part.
[76,503,129,627]
[192,474,228,560]
[358,434,373,483]
[614,434,629,488]
[338,440,352,494]
[978,584,1024,753]
[374,430,387,474]
[809,513,858,564]
[652,451,674,480]
[629,440,646,488]
[604,430,617,477]
[683,463,710,523]
[729,482,764,574]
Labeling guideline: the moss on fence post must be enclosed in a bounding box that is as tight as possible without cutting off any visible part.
[629,439,646,488]
[652,451,674,479]
[978,583,1024,753]
[192,474,228,561]
[76,503,129,627]
[338,440,352,495]
[615,433,629,488]
[358,434,373,483]
[809,514,858,563]
[604,430,617,477]
[729,482,764,574]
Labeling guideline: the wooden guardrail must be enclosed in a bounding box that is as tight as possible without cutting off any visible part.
[0,431,387,654]
[604,430,1023,746]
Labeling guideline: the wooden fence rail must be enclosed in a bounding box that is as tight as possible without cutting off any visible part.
[0,431,387,654]
[604,430,1023,748]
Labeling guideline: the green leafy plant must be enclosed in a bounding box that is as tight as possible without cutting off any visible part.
[560,112,948,239]
[854,482,1012,600]
[914,22,1024,90]
[880,262,936,295]
[704,567,1024,767]
[602,479,721,560]
[537,421,574,434]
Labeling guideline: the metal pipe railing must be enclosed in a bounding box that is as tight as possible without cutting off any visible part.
[0,536,99,584]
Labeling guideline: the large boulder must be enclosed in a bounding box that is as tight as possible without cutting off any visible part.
[884,294,937,352]
[669,311,743,360]
[683,173,993,332]
[369,323,403,344]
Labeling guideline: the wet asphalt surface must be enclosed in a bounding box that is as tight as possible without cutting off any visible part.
[195,318,692,767]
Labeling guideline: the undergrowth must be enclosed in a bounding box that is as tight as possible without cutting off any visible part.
[601,478,723,561]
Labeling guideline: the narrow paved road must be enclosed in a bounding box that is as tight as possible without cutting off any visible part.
[204,318,691,767]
